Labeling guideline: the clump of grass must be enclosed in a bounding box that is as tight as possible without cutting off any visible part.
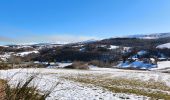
[0,79,6,100]
[62,74,170,100]
[4,76,44,100]
[0,63,12,70]
[0,76,58,100]
[89,60,117,67]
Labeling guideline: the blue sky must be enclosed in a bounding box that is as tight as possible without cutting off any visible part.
[0,0,170,44]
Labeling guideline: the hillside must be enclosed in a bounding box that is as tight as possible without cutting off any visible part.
[126,33,170,39]
[0,33,170,100]
[91,37,170,49]
[157,43,170,49]
[0,33,170,66]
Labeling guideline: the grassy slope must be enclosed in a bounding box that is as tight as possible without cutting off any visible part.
[62,74,170,100]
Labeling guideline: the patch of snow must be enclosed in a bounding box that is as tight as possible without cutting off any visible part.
[79,48,85,52]
[117,61,157,70]
[137,50,147,56]
[109,45,119,49]
[123,47,131,51]
[0,45,9,48]
[15,51,39,57]
[47,63,72,68]
[157,43,170,49]
[151,61,170,71]
[0,52,13,61]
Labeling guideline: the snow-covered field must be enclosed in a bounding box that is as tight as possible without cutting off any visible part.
[0,68,150,100]
[151,61,170,73]
[157,42,170,49]
[0,62,170,100]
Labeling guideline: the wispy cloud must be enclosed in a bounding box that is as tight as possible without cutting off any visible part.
[44,35,100,43]
[0,34,100,44]
[0,26,101,44]
[0,36,14,42]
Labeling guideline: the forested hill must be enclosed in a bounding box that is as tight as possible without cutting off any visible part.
[89,37,170,49]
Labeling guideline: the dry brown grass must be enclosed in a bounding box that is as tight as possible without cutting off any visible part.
[62,74,170,100]
[89,60,117,67]
[64,61,89,70]
[0,62,46,70]
[0,63,12,70]
[0,79,6,100]
[0,76,58,100]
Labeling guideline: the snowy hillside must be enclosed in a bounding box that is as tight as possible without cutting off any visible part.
[157,43,170,49]
[127,33,170,39]
[15,51,39,57]
[2,67,170,100]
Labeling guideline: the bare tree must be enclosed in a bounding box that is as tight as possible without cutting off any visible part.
[8,55,22,68]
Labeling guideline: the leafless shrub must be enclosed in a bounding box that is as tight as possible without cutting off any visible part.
[65,61,89,70]
[89,60,117,67]
[0,63,13,70]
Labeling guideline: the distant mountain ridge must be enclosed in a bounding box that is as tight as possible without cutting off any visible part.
[126,33,170,39]
[157,43,170,49]
[2,33,170,48]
